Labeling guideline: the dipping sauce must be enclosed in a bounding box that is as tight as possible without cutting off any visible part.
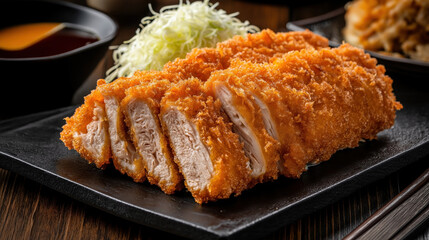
[0,22,99,58]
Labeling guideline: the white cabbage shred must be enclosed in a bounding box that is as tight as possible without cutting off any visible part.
[105,0,259,83]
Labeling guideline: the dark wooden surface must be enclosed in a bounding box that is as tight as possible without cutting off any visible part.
[1,0,429,239]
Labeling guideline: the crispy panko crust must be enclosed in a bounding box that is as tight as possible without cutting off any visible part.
[208,44,402,178]
[61,30,328,166]
[216,29,329,65]
[98,70,174,99]
[60,79,111,169]
[162,29,329,81]
[99,74,145,182]
[81,71,176,183]
[121,80,184,194]
[160,79,251,204]
[60,30,401,204]
[205,80,281,183]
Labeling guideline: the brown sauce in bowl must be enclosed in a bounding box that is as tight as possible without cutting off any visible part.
[0,23,99,58]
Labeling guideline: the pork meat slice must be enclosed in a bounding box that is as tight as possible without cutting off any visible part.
[160,79,251,204]
[205,82,280,183]
[121,80,183,194]
[104,95,145,182]
[60,80,111,169]
[207,45,402,178]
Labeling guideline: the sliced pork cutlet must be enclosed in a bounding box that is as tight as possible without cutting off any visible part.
[205,77,281,183]
[60,29,328,166]
[121,80,183,194]
[266,44,402,178]
[60,29,330,187]
[208,44,402,179]
[160,79,252,204]
[97,71,172,182]
[205,59,298,176]
[60,79,111,169]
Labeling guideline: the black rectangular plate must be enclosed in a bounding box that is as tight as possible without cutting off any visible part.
[0,81,428,240]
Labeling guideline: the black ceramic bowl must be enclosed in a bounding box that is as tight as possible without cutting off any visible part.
[0,0,117,118]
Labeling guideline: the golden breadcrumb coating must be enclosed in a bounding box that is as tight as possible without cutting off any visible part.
[121,80,184,194]
[205,80,281,183]
[216,28,329,65]
[160,79,251,204]
[98,70,173,99]
[162,29,329,81]
[61,29,328,167]
[58,30,401,204]
[60,79,111,169]
[89,71,177,183]
[208,44,402,178]
[97,73,157,182]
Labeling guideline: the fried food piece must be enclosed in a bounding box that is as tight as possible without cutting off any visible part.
[61,29,328,166]
[207,44,402,178]
[107,29,327,185]
[60,29,330,198]
[73,70,172,184]
[272,44,402,177]
[162,29,329,81]
[97,76,144,182]
[215,28,330,65]
[60,80,111,169]
[97,71,174,182]
[344,0,429,61]
[121,79,183,194]
[205,80,281,183]
[160,79,251,204]
[117,29,326,191]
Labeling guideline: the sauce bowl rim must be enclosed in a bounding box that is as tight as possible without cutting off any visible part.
[0,0,118,62]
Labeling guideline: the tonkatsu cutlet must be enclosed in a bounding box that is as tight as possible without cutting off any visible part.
[160,79,252,204]
[60,29,402,204]
[60,29,329,191]
[97,71,172,183]
[121,79,183,194]
[206,44,402,178]
[163,29,329,81]
[118,29,328,186]
[60,80,111,169]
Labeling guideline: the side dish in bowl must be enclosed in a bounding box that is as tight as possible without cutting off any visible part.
[0,0,117,118]
[343,0,428,62]
[286,1,429,77]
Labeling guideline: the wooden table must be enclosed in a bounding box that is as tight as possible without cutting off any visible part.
[1,0,428,239]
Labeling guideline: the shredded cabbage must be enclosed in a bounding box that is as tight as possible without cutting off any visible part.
[105,0,259,82]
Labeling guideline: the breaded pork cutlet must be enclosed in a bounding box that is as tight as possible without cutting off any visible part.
[162,29,329,82]
[60,29,345,203]
[206,44,402,178]
[270,44,402,177]
[159,79,252,204]
[97,71,175,183]
[60,80,111,169]
[106,30,329,187]
[205,76,281,182]
[60,29,328,172]
[120,29,327,184]
[215,29,330,65]
[121,79,183,194]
